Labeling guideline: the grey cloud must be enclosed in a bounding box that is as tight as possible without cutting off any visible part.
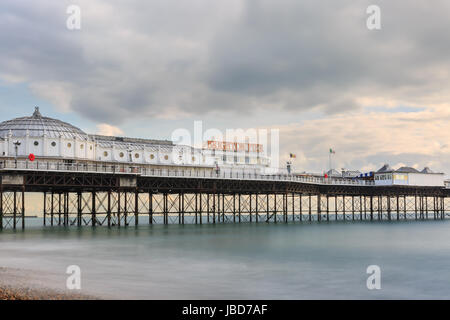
[1,0,450,124]
[207,0,450,113]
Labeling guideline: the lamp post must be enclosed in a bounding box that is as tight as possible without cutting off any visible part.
[127,148,132,163]
[13,140,21,167]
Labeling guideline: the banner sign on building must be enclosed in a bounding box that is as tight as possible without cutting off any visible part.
[206,140,264,153]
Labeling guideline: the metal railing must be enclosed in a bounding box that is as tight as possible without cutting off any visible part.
[0,159,139,174]
[140,167,374,185]
[0,159,375,186]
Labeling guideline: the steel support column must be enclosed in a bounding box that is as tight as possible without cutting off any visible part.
[58,193,62,226]
[387,196,391,221]
[396,195,400,221]
[43,191,46,226]
[238,193,241,223]
[351,196,355,221]
[50,191,54,227]
[342,195,345,221]
[317,194,321,222]
[233,193,236,223]
[370,196,373,221]
[0,185,3,230]
[135,190,139,226]
[77,192,82,227]
[107,190,111,227]
[291,193,295,222]
[21,186,25,230]
[117,191,121,227]
[149,191,153,225]
[92,191,96,227]
[326,195,329,221]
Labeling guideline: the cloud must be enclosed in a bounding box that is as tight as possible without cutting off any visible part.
[276,105,450,174]
[96,123,124,136]
[0,0,450,124]
[206,0,450,113]
[29,81,72,112]
[1,0,450,176]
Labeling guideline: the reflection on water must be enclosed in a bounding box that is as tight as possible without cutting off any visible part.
[1,220,450,299]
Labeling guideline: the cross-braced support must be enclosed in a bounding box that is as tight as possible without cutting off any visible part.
[2,176,449,230]
[0,188,25,230]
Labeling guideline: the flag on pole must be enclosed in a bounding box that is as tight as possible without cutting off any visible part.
[289,153,296,159]
[329,148,335,154]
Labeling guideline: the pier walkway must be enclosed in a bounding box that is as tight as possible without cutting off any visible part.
[1,159,449,229]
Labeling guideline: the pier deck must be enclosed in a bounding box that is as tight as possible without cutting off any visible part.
[1,161,449,229]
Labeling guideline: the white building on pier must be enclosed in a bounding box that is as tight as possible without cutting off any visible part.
[374,164,445,187]
[0,107,271,175]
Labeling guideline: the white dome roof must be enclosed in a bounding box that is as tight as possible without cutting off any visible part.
[0,107,87,140]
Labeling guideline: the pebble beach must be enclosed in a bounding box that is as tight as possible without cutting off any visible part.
[0,267,97,300]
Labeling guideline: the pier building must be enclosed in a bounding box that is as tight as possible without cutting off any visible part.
[0,107,271,176]
[0,108,449,230]
[374,164,445,187]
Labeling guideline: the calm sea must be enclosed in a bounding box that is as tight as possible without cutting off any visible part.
[1,219,450,299]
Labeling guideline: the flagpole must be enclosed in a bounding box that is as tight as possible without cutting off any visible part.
[329,152,331,171]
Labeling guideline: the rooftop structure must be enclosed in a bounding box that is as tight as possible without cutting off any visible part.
[376,164,395,173]
[326,169,341,177]
[0,107,87,140]
[374,164,445,187]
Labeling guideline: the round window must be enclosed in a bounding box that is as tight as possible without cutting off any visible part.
[164,155,169,160]
[135,153,140,159]
[51,141,56,147]
[103,151,108,157]
[67,143,72,148]
[34,141,39,146]
[119,152,124,158]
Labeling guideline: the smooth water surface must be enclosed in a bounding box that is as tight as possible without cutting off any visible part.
[1,220,450,299]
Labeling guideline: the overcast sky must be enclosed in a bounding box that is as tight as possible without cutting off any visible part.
[1,0,450,174]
